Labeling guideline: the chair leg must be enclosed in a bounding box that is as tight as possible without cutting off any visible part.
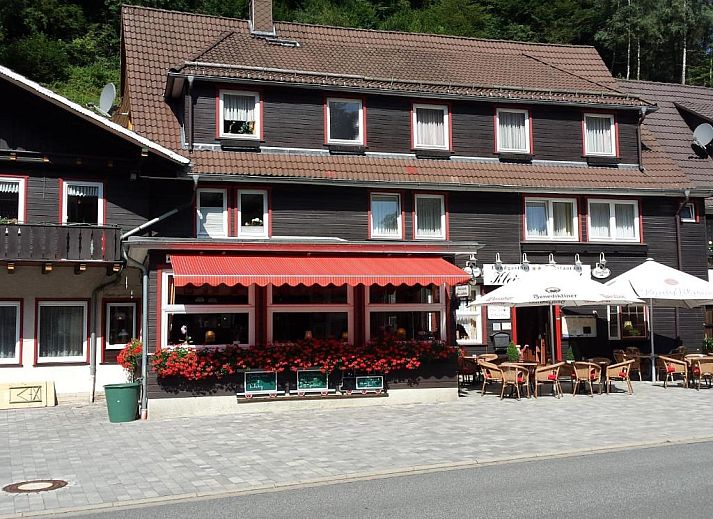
[481,378,487,396]
[627,378,633,394]
[525,381,531,399]
[587,380,594,397]
[556,381,562,398]
[515,383,520,401]
[534,382,538,399]
[572,380,578,396]
[500,382,506,400]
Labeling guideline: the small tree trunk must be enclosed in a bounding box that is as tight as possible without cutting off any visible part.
[682,0,687,85]
[626,0,631,80]
[637,38,641,80]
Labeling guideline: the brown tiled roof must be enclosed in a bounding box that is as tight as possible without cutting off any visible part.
[618,79,713,189]
[121,5,650,151]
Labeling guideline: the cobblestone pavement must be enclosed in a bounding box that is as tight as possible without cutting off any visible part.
[2,382,713,517]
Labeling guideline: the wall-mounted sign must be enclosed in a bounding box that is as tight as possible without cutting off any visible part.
[244,371,278,396]
[482,264,592,286]
[454,285,470,298]
[487,305,511,320]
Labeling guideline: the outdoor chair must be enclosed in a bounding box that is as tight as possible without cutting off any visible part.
[457,355,479,387]
[659,355,688,388]
[604,359,635,395]
[571,361,602,396]
[534,362,564,398]
[670,345,688,356]
[691,358,713,391]
[613,350,626,364]
[478,361,504,397]
[476,353,498,363]
[500,364,530,400]
[624,347,643,381]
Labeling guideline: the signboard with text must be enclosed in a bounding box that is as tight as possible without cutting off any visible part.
[482,264,591,286]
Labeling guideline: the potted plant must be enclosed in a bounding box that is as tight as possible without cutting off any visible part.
[506,341,520,362]
[106,339,143,423]
[565,345,575,362]
[117,338,142,382]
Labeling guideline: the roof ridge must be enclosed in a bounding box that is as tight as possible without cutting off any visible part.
[620,78,713,92]
[121,4,600,50]
[523,53,620,93]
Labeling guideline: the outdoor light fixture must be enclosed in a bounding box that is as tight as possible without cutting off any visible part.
[74,263,87,275]
[6,262,15,273]
[494,252,503,271]
[42,263,52,274]
[592,252,611,279]
[521,252,530,271]
[548,253,557,266]
[574,254,583,272]
[463,254,481,281]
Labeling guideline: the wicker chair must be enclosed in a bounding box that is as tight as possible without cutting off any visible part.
[571,361,602,396]
[659,355,688,388]
[624,347,643,381]
[613,350,626,363]
[457,355,479,387]
[476,353,499,363]
[604,359,635,395]
[691,358,713,391]
[478,361,504,396]
[534,362,565,398]
[500,364,530,400]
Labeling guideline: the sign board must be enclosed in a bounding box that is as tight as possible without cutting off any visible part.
[483,264,591,286]
[561,315,597,338]
[356,376,384,391]
[244,371,278,396]
[295,369,329,394]
[487,305,511,320]
[454,285,470,298]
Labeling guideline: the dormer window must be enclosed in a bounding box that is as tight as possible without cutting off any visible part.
[583,114,616,157]
[326,98,364,145]
[219,90,261,139]
[496,108,530,153]
[412,104,449,150]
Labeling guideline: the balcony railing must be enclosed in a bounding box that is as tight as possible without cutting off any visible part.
[0,223,122,263]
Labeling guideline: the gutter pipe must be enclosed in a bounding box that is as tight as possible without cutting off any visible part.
[637,107,647,172]
[673,188,692,344]
[89,271,123,403]
[120,174,199,419]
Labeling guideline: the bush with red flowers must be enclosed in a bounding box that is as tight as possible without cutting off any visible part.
[151,338,456,381]
[117,339,142,382]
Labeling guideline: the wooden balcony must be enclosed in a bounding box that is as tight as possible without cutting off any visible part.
[0,224,122,263]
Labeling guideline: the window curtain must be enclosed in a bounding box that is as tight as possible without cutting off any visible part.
[525,201,548,237]
[586,117,613,154]
[39,305,84,358]
[67,184,98,197]
[0,305,17,359]
[0,181,19,194]
[224,95,256,133]
[416,108,445,147]
[416,197,442,236]
[372,196,399,235]
[552,201,574,237]
[615,203,636,239]
[590,203,611,238]
[499,111,527,151]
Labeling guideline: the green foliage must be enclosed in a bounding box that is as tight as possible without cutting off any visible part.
[703,336,713,354]
[506,341,520,362]
[565,345,575,361]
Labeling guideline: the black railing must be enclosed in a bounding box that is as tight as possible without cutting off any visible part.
[0,223,122,262]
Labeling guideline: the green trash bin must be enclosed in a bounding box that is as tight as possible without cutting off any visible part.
[104,382,140,423]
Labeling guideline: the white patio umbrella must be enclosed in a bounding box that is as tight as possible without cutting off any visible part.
[605,258,713,380]
[472,269,641,362]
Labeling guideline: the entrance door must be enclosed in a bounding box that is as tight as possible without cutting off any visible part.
[515,307,551,363]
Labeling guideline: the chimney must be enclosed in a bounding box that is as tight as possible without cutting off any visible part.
[250,0,275,37]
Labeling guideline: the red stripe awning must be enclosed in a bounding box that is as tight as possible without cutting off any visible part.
[170,255,471,287]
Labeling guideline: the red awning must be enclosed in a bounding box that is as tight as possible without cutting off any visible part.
[170,255,471,287]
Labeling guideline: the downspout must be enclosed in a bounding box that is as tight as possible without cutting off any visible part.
[89,271,123,403]
[120,174,199,419]
[637,107,647,172]
[674,188,691,342]
[187,76,194,152]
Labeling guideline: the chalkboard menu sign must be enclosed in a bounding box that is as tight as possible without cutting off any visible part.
[356,376,384,391]
[244,371,278,396]
[295,370,329,394]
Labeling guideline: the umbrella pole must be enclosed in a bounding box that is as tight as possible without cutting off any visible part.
[550,304,556,363]
[649,298,655,382]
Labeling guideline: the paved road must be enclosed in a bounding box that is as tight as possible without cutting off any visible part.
[61,442,713,519]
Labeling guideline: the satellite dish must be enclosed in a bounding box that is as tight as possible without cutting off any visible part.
[692,123,713,158]
[97,83,116,116]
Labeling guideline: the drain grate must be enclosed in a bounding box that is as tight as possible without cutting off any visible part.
[3,480,67,494]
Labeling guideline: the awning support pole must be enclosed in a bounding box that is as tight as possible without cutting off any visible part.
[649,298,656,382]
[550,304,556,363]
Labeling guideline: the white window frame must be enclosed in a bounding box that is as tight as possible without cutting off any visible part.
[62,180,104,225]
[196,188,228,238]
[37,301,88,363]
[105,302,137,350]
[160,271,255,348]
[237,189,269,238]
[326,97,364,145]
[587,199,640,243]
[583,113,617,157]
[495,108,531,153]
[267,285,354,343]
[524,197,579,241]
[0,176,26,223]
[455,290,484,346]
[681,202,696,223]
[608,304,649,340]
[365,284,447,341]
[412,103,449,150]
[370,192,402,239]
[218,89,261,140]
[414,194,446,240]
[0,301,21,365]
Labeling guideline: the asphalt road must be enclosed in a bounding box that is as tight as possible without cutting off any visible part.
[58,441,713,519]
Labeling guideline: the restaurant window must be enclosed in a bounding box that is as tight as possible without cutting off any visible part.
[268,285,352,342]
[412,104,449,150]
[583,114,616,156]
[414,194,446,240]
[680,202,696,223]
[196,188,227,238]
[62,181,103,225]
[367,284,445,341]
[219,90,260,139]
[237,189,268,238]
[326,98,364,145]
[105,302,137,350]
[496,108,530,153]
[370,193,402,239]
[0,177,25,223]
[161,272,254,347]
[0,302,20,364]
[455,292,483,345]
[37,301,87,363]
[608,304,648,340]
[588,199,639,242]
[524,197,578,241]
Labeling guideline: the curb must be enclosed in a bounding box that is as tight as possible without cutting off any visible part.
[3,435,713,518]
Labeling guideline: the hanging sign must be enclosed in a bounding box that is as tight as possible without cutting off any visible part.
[454,285,470,298]
[482,264,591,286]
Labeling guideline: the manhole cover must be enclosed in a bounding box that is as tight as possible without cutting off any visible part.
[3,480,67,493]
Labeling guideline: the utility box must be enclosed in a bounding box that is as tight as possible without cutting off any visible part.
[491,331,511,353]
